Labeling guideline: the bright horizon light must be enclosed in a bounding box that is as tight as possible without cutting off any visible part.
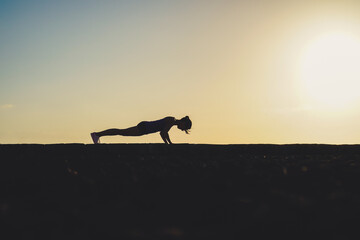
[299,32,360,110]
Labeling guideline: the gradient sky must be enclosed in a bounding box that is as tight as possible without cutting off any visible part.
[1,0,360,144]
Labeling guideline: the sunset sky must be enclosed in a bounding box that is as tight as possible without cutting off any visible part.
[1,0,360,144]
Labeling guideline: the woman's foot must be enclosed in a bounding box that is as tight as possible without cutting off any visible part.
[91,132,100,144]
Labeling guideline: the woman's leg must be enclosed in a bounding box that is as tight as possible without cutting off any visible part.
[96,126,142,137]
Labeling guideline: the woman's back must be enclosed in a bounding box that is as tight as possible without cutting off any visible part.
[137,117,174,135]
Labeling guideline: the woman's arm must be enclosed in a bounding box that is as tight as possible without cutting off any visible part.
[160,132,172,144]
[159,117,175,144]
[165,132,172,144]
[160,131,172,144]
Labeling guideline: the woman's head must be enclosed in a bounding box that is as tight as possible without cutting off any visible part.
[177,116,192,134]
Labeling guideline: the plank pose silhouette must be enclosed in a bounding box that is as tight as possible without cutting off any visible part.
[91,116,192,144]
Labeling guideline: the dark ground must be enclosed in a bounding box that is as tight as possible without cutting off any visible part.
[1,144,360,239]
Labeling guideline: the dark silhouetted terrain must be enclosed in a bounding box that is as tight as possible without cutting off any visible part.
[1,144,360,239]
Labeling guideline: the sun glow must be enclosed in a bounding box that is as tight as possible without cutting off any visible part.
[299,32,360,110]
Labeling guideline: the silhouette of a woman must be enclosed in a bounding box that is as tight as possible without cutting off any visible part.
[91,116,192,144]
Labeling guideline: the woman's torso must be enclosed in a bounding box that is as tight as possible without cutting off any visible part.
[138,117,174,134]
